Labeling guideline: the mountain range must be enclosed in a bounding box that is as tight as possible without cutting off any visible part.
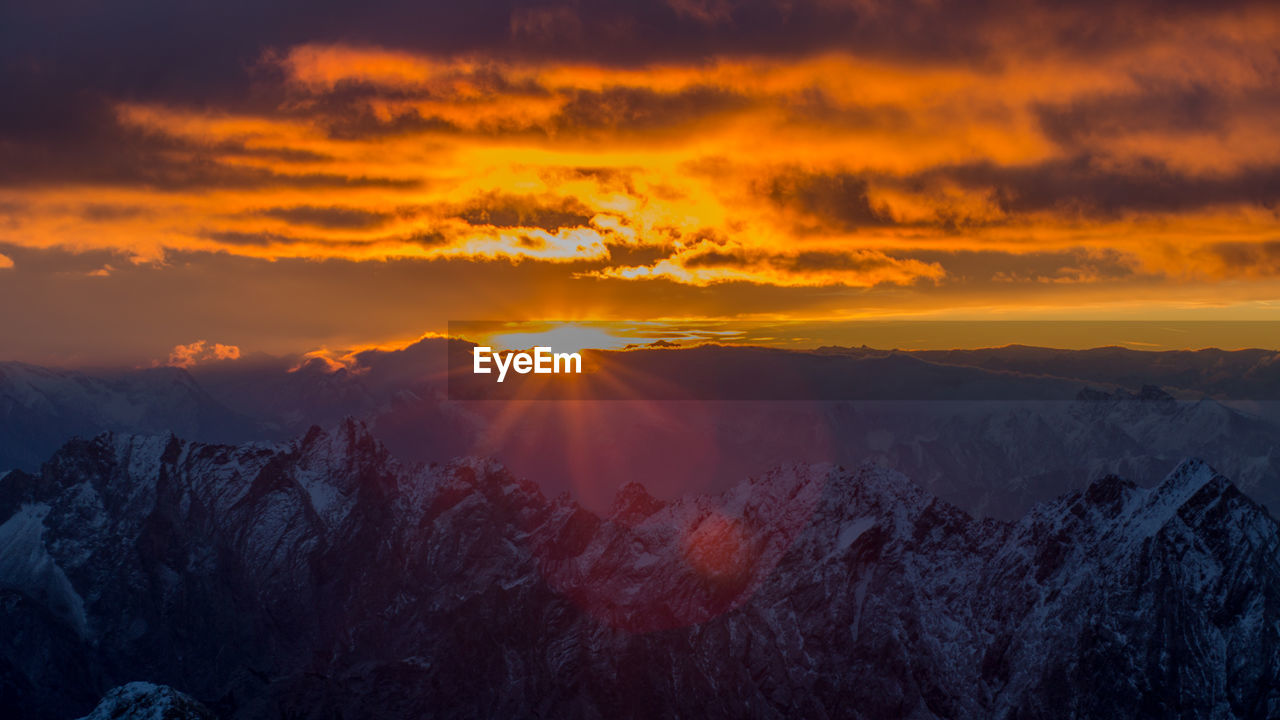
[5,340,1279,518]
[3,421,1279,718]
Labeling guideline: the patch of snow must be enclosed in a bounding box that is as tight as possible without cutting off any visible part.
[300,474,341,523]
[0,503,87,635]
[77,682,212,720]
[832,517,876,557]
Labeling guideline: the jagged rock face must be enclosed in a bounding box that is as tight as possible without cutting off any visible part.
[821,387,1280,520]
[78,682,216,720]
[2,424,1280,719]
[978,462,1280,719]
[7,349,1279,523]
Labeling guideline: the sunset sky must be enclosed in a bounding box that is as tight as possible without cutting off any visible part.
[2,0,1280,365]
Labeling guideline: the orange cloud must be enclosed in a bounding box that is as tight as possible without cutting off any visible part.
[3,19,1280,299]
[167,341,242,368]
[591,243,945,288]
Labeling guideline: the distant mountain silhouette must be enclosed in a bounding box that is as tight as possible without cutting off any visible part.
[3,341,1280,517]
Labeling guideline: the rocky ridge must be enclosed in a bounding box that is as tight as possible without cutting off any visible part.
[0,422,1277,718]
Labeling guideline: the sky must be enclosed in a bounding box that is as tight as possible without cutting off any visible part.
[2,0,1280,365]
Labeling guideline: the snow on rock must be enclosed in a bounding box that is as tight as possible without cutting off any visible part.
[77,682,215,720]
[0,502,86,635]
[4,426,1280,720]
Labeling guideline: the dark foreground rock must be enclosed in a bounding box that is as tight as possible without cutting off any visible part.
[2,422,1278,719]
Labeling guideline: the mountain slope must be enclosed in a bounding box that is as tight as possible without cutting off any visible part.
[78,682,215,720]
[2,424,1278,718]
[0,362,261,472]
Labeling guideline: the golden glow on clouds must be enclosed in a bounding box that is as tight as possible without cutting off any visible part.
[588,247,946,288]
[167,340,241,367]
[3,17,1280,313]
[488,324,634,354]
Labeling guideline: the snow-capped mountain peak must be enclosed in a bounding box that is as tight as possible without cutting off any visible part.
[4,428,1280,719]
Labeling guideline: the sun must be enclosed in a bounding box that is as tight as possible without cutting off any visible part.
[486,323,634,355]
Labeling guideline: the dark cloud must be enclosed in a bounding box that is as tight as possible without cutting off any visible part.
[324,109,459,139]
[762,171,896,230]
[453,192,595,231]
[0,115,421,189]
[0,243,131,275]
[293,81,755,141]
[256,205,394,229]
[1,0,1268,131]
[682,245,917,277]
[282,83,461,139]
[2,0,1273,191]
[404,230,449,247]
[203,228,447,248]
[779,88,912,132]
[204,231,316,247]
[79,204,152,222]
[283,72,550,138]
[934,156,1280,216]
[508,5,585,45]
[1210,240,1280,274]
[909,248,1140,285]
[764,156,1280,228]
[0,201,29,226]
[540,166,640,197]
[212,143,333,164]
[782,250,912,275]
[552,85,753,134]
[665,0,735,25]
[1032,85,1277,146]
